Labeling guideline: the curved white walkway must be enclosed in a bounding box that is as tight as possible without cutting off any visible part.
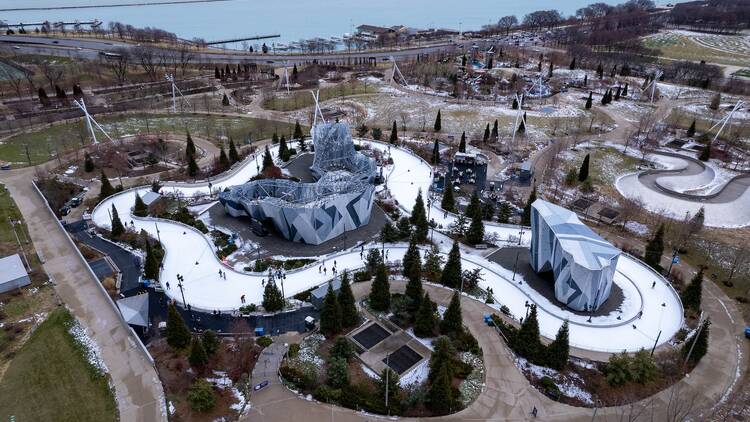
[616,152,750,227]
[92,141,682,352]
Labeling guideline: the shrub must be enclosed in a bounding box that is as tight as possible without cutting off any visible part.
[326,357,350,388]
[280,364,315,390]
[288,343,300,358]
[313,384,342,402]
[239,304,257,313]
[539,376,560,396]
[257,336,273,347]
[187,379,216,411]
[329,337,354,361]
[605,352,632,387]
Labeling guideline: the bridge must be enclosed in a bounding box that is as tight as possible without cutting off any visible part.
[205,34,280,45]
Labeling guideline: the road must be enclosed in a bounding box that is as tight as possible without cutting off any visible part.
[0,167,167,422]
[0,34,467,65]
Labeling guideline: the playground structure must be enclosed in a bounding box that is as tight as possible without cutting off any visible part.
[218,122,377,244]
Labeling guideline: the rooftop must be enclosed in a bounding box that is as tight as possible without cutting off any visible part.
[0,253,28,283]
[532,200,620,270]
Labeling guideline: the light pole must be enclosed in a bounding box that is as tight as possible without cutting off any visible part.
[512,250,520,282]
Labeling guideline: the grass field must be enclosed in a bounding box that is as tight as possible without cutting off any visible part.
[0,308,117,422]
[0,113,298,167]
[666,109,750,142]
[642,31,750,67]
[263,80,372,111]
[733,69,750,78]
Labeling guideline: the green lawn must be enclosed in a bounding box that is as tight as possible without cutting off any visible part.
[263,80,372,111]
[642,32,750,67]
[0,184,29,245]
[0,308,117,422]
[0,113,299,167]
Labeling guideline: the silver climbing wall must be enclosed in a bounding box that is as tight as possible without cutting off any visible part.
[219,122,376,245]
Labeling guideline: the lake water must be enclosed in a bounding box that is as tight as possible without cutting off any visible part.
[3,0,674,47]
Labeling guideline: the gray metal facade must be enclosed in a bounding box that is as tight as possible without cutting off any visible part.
[0,253,30,294]
[219,122,376,245]
[529,200,621,311]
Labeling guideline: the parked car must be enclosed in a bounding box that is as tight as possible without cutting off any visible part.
[59,206,70,216]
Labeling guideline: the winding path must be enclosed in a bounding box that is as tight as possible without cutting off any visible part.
[91,141,683,353]
[616,151,750,227]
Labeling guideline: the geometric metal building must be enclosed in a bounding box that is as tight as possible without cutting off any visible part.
[219,122,377,245]
[529,199,621,312]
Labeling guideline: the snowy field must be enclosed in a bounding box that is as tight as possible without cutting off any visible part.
[615,152,750,227]
[92,140,682,352]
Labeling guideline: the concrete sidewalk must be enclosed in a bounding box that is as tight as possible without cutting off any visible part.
[0,168,166,422]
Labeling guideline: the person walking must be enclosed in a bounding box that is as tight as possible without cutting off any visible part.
[531,406,537,417]
[240,294,246,304]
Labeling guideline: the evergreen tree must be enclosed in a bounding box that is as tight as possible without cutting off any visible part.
[699,141,711,161]
[583,74,588,86]
[644,224,665,271]
[461,55,467,67]
[338,271,359,327]
[228,137,240,163]
[380,221,400,243]
[605,351,632,386]
[214,66,220,79]
[569,57,576,70]
[511,97,518,109]
[294,120,306,151]
[320,281,342,335]
[262,280,284,312]
[466,198,485,245]
[483,124,490,142]
[492,119,499,140]
[427,365,454,415]
[186,131,196,157]
[202,330,220,356]
[431,139,440,164]
[686,120,696,138]
[623,83,628,96]
[601,89,610,105]
[414,292,437,337]
[548,62,554,78]
[279,135,289,161]
[219,145,230,168]
[521,185,537,226]
[222,93,230,106]
[689,206,705,235]
[440,291,463,336]
[186,151,199,177]
[517,112,526,133]
[272,132,279,145]
[497,202,512,223]
[585,92,592,109]
[166,303,191,349]
[84,152,94,172]
[143,239,159,280]
[515,304,543,362]
[546,321,569,370]
[378,367,399,406]
[403,237,423,307]
[396,216,412,239]
[369,263,391,312]
[330,336,354,361]
[440,241,462,288]
[615,86,621,101]
[262,145,273,170]
[133,193,148,217]
[483,201,495,221]
[110,204,125,237]
[630,349,658,384]
[458,131,466,152]
[327,357,350,388]
[366,248,382,274]
[596,62,603,79]
[681,268,703,312]
[38,87,49,106]
[441,182,455,212]
[428,336,456,382]
[188,336,209,368]
[709,93,720,110]
[578,153,590,182]
[411,189,429,242]
[99,172,115,201]
[682,318,710,366]
[434,110,442,132]
[292,64,298,81]
[423,245,443,281]
[389,120,398,144]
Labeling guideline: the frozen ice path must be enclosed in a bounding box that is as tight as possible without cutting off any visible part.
[91,141,682,352]
[615,151,750,227]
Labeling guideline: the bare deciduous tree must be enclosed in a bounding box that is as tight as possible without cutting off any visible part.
[38,60,64,90]
[106,48,131,84]
[133,45,158,81]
